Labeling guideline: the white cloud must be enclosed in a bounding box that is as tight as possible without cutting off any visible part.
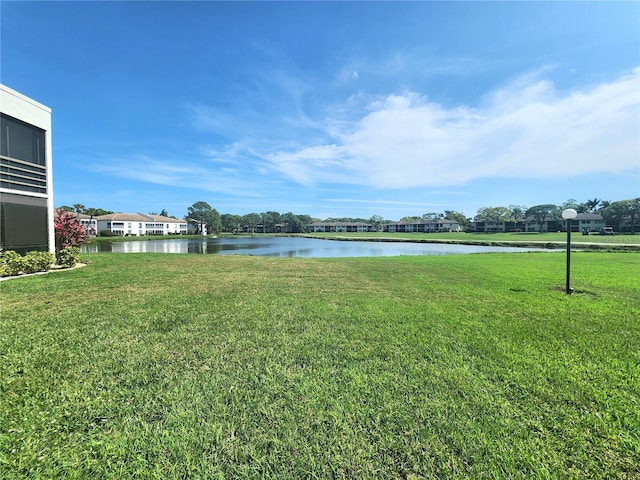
[265,68,640,189]
[93,155,261,197]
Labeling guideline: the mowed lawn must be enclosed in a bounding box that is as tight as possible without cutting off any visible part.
[306,231,640,245]
[1,252,638,479]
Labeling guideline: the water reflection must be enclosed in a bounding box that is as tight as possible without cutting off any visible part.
[82,237,553,258]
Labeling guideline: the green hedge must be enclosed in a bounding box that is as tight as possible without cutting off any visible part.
[0,250,56,277]
[56,246,81,268]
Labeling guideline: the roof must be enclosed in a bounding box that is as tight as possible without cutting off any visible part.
[575,213,604,220]
[386,219,459,225]
[309,221,372,227]
[145,214,186,223]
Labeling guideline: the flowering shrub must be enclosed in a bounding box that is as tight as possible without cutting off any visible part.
[54,209,87,263]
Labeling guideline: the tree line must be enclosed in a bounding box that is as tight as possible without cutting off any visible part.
[475,198,640,233]
[59,197,640,234]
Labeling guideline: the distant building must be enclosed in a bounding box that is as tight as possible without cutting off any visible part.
[309,221,374,233]
[96,213,188,236]
[384,219,462,233]
[75,213,98,236]
[471,213,606,233]
[0,85,54,254]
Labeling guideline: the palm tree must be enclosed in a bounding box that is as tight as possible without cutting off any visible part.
[508,205,526,232]
[585,198,601,212]
[72,203,86,214]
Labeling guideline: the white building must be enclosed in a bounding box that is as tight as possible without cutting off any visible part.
[95,213,188,236]
[309,221,374,233]
[472,213,606,233]
[75,213,98,236]
[384,219,462,233]
[0,85,54,254]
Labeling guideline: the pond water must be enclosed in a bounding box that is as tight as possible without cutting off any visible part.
[81,236,553,258]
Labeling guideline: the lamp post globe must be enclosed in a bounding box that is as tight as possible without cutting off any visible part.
[561,208,578,294]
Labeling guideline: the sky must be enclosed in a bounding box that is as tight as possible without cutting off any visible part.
[2,1,639,221]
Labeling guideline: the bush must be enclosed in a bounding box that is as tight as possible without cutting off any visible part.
[99,230,115,237]
[55,209,88,254]
[57,246,81,268]
[1,250,25,276]
[1,249,74,277]
[22,251,55,274]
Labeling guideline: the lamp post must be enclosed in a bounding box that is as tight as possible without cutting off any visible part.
[562,208,578,294]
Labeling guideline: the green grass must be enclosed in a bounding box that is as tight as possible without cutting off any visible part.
[87,234,209,243]
[1,252,639,478]
[306,231,640,245]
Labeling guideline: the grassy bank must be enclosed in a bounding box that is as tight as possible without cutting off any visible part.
[86,234,209,243]
[1,252,639,478]
[304,232,640,251]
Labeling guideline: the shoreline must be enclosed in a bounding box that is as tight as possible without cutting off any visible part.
[301,235,640,251]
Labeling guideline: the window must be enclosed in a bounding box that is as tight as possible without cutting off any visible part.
[1,114,47,194]
[1,114,46,166]
[0,200,49,254]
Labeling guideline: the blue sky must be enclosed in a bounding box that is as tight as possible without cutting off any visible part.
[2,1,639,220]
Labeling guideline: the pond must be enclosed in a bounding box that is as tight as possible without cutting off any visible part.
[81,236,554,258]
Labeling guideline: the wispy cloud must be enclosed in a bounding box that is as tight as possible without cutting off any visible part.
[93,155,262,197]
[324,198,431,206]
[264,68,639,188]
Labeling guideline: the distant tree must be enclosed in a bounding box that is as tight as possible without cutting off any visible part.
[475,207,511,231]
[601,198,640,233]
[369,214,385,232]
[72,203,86,214]
[242,213,262,234]
[91,208,113,216]
[261,211,282,233]
[561,199,588,213]
[221,214,243,233]
[281,212,306,233]
[443,210,469,229]
[160,209,169,217]
[296,214,313,230]
[421,212,443,221]
[508,205,527,231]
[400,216,421,221]
[584,198,601,213]
[59,205,112,216]
[598,200,611,211]
[185,201,221,234]
[526,204,560,232]
[561,199,580,210]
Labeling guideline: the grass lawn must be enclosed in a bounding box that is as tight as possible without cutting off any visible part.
[306,231,640,246]
[1,252,639,478]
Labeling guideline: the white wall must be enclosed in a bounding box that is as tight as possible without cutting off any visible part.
[0,84,54,253]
